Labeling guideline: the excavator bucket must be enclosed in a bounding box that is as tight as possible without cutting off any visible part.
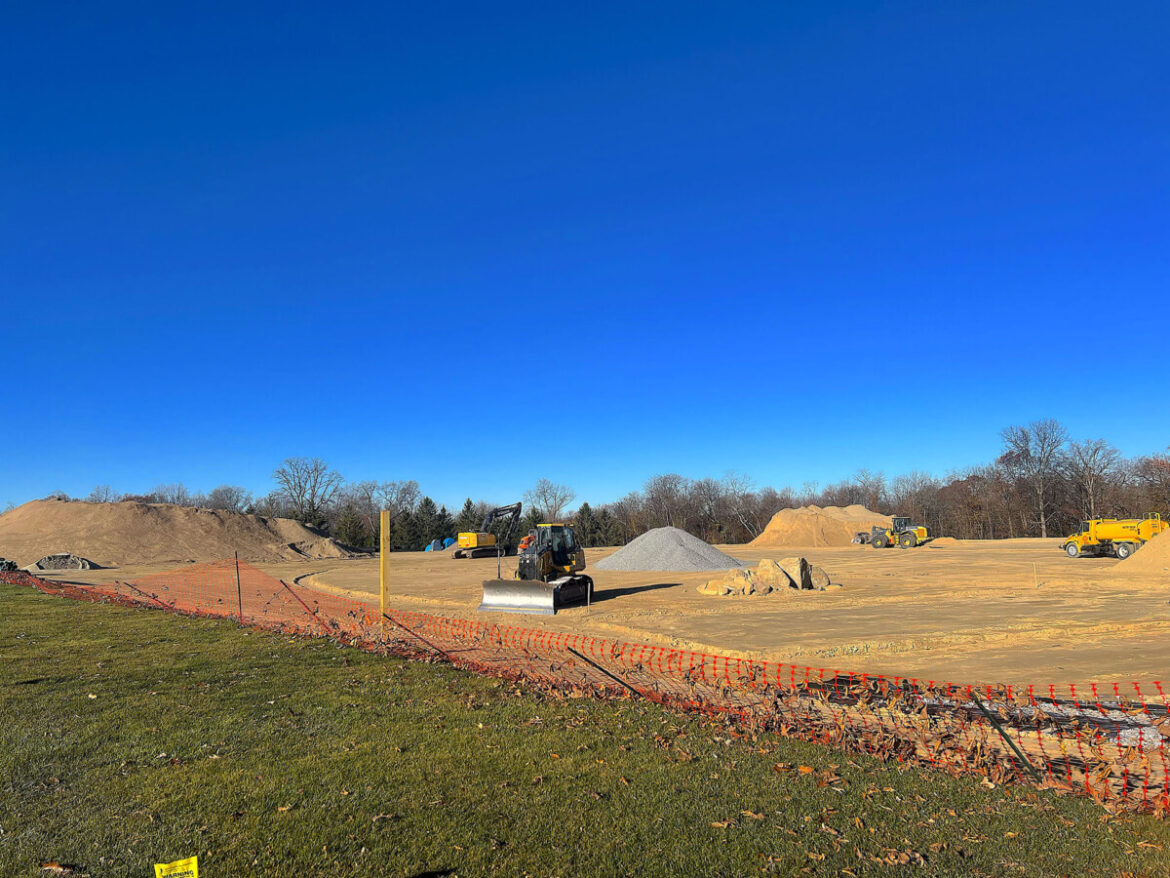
[478,576,592,615]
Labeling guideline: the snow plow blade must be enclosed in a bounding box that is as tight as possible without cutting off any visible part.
[478,576,593,615]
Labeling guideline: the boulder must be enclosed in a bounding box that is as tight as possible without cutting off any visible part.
[697,559,830,597]
[754,559,796,589]
[698,579,732,596]
[810,565,831,589]
[777,556,814,590]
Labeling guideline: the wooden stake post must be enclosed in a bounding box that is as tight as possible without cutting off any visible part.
[380,509,390,639]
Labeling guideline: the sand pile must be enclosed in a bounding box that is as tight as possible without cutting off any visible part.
[1115,529,1170,574]
[750,505,892,548]
[0,499,356,567]
[595,527,743,572]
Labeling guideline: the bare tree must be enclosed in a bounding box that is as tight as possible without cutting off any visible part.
[272,457,344,525]
[254,490,293,519]
[642,473,689,529]
[998,419,1069,537]
[1065,439,1121,520]
[377,480,421,516]
[206,484,253,513]
[524,478,576,522]
[87,485,117,503]
[1133,448,1170,514]
[722,472,764,539]
[152,483,193,506]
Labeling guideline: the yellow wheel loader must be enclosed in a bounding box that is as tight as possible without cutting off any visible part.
[869,516,931,549]
[1062,514,1166,559]
[478,523,593,615]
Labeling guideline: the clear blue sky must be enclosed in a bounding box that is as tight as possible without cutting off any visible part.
[2,2,1167,511]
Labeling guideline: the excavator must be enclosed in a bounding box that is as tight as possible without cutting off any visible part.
[478,523,593,615]
[452,502,523,559]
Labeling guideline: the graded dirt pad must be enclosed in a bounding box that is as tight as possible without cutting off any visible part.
[750,504,891,548]
[0,499,355,567]
[1114,528,1170,574]
[594,526,743,571]
[36,537,1170,687]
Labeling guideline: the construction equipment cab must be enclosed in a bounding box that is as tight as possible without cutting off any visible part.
[870,516,930,549]
[1062,514,1166,559]
[453,503,522,559]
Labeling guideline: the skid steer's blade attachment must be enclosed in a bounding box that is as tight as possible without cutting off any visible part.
[479,579,557,614]
[478,576,593,615]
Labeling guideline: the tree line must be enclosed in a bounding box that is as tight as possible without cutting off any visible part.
[44,421,1170,549]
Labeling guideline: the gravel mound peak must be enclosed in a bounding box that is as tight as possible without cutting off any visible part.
[596,526,744,572]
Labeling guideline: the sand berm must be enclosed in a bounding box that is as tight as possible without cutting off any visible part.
[0,499,355,567]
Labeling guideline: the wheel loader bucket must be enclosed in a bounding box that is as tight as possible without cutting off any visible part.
[478,576,592,615]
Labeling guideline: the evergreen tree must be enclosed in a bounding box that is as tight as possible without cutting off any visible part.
[334,504,371,549]
[573,502,602,547]
[414,496,441,544]
[392,510,420,551]
[596,508,625,546]
[436,505,455,542]
[522,507,543,533]
[455,498,482,534]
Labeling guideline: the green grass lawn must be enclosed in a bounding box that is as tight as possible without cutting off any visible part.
[2,584,1169,877]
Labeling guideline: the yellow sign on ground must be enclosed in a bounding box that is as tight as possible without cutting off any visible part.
[154,855,198,878]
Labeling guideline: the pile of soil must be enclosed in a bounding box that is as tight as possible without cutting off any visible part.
[595,527,744,572]
[0,499,356,568]
[1116,529,1170,574]
[750,505,892,548]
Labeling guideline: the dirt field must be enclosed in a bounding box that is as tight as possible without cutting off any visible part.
[39,538,1170,687]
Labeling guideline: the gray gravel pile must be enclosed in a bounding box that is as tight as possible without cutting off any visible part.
[595,526,744,572]
[28,553,100,571]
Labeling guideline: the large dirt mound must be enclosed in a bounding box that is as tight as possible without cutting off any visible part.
[0,499,355,567]
[595,526,744,571]
[750,504,892,548]
[1116,529,1170,574]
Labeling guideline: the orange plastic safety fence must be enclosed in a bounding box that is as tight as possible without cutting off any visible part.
[3,563,1166,815]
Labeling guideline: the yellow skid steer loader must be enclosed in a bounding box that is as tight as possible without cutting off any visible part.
[478,523,593,615]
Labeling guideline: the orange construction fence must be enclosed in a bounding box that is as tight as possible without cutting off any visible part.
[2,561,1167,815]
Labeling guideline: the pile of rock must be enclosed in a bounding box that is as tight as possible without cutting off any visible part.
[595,526,743,572]
[698,556,837,596]
[27,553,100,571]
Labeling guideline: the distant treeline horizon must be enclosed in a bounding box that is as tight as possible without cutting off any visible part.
[16,420,1169,551]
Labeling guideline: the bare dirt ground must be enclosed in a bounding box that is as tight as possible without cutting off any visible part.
[38,539,1170,687]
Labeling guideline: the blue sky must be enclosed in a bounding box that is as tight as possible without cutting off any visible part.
[2,2,1167,511]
